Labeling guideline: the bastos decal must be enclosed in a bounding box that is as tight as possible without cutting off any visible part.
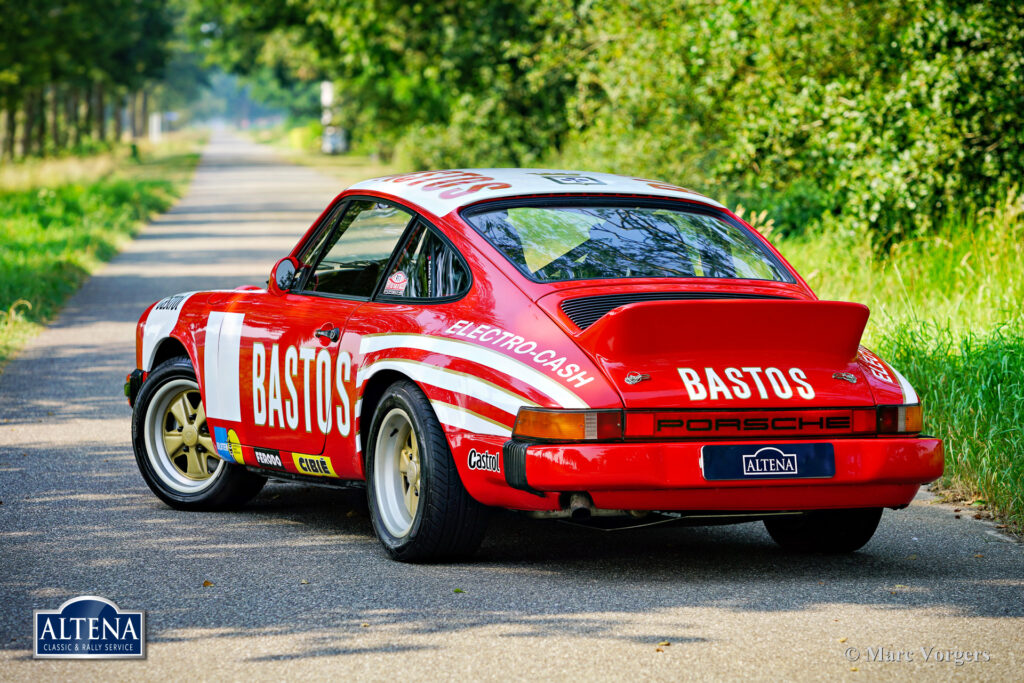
[677,366,815,401]
[250,343,352,437]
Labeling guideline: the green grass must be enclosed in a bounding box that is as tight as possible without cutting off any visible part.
[0,137,201,366]
[774,192,1024,529]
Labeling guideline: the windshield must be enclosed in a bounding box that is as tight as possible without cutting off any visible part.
[462,202,794,283]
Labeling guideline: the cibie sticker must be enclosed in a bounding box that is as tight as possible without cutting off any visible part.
[292,453,338,478]
[383,271,408,295]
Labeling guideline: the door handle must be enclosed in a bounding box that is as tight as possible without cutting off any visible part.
[315,326,340,342]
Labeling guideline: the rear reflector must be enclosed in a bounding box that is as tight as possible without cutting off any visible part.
[513,408,623,442]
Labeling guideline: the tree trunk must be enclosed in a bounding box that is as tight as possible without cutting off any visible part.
[113,92,124,142]
[130,91,138,139]
[69,87,81,148]
[51,85,62,150]
[2,100,14,160]
[22,93,35,157]
[141,89,149,137]
[35,88,47,155]
[83,83,94,141]
[96,82,106,143]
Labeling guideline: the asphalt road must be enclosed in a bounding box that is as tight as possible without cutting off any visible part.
[1,132,1021,681]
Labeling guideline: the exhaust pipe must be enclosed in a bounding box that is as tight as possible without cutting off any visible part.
[568,493,594,520]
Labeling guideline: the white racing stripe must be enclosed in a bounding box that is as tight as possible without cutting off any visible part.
[204,312,244,421]
[429,400,513,438]
[357,358,537,417]
[359,334,587,409]
[891,367,919,404]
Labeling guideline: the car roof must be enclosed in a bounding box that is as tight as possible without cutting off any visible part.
[347,168,724,217]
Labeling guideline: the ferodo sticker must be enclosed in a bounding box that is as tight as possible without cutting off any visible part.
[678,367,815,401]
[253,447,285,471]
[467,448,501,473]
[383,271,408,295]
[293,453,338,477]
[531,172,605,186]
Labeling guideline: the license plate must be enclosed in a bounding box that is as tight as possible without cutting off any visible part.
[700,443,835,481]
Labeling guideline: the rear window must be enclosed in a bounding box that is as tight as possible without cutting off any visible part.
[461,202,793,283]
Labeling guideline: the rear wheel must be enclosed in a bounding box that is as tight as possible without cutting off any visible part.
[366,380,488,562]
[132,356,265,510]
[764,508,883,553]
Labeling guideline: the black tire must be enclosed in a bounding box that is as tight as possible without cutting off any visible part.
[131,355,265,510]
[365,380,489,562]
[764,508,883,553]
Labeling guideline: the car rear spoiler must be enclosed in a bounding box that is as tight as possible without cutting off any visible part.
[575,299,870,364]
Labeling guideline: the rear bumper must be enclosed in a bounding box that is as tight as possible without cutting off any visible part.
[502,437,943,511]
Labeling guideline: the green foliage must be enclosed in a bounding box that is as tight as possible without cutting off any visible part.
[778,190,1024,528]
[879,324,1024,529]
[0,148,198,365]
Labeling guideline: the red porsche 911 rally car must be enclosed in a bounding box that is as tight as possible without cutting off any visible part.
[126,169,943,561]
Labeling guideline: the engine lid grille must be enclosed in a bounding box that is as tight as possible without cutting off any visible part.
[560,291,788,330]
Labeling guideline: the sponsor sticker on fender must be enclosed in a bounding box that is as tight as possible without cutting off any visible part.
[292,453,338,478]
[467,448,501,473]
[446,320,595,389]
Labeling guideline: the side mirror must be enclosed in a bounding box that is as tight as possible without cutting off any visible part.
[270,256,299,294]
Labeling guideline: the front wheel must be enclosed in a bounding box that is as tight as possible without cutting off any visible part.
[764,508,883,553]
[131,356,265,510]
[366,381,488,562]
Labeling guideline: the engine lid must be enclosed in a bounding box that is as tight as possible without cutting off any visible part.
[574,299,877,408]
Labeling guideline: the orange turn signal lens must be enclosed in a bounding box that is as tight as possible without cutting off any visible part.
[513,408,623,442]
[876,404,923,434]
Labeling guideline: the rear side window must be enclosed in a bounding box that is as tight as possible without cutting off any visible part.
[381,221,470,300]
[462,202,794,283]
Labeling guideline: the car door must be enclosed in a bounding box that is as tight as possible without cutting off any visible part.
[236,198,415,464]
[325,218,474,478]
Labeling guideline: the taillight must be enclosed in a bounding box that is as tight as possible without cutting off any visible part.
[513,408,623,442]
[876,404,923,434]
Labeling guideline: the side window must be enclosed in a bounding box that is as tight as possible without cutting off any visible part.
[381,221,470,300]
[303,200,413,298]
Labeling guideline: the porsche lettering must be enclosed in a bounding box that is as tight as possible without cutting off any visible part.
[657,416,851,433]
[677,367,815,401]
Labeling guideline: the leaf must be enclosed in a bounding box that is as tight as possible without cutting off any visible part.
[838,638,847,643]
[453,588,464,593]
[907,554,918,560]
[202,580,214,587]
[658,641,670,647]
[360,623,369,628]
[974,554,984,558]
[300,579,309,585]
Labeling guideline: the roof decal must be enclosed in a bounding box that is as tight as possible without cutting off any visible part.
[347,168,723,216]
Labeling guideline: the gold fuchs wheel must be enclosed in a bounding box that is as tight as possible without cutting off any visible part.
[131,356,265,510]
[366,380,489,562]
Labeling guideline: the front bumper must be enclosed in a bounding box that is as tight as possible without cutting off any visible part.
[502,437,943,512]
